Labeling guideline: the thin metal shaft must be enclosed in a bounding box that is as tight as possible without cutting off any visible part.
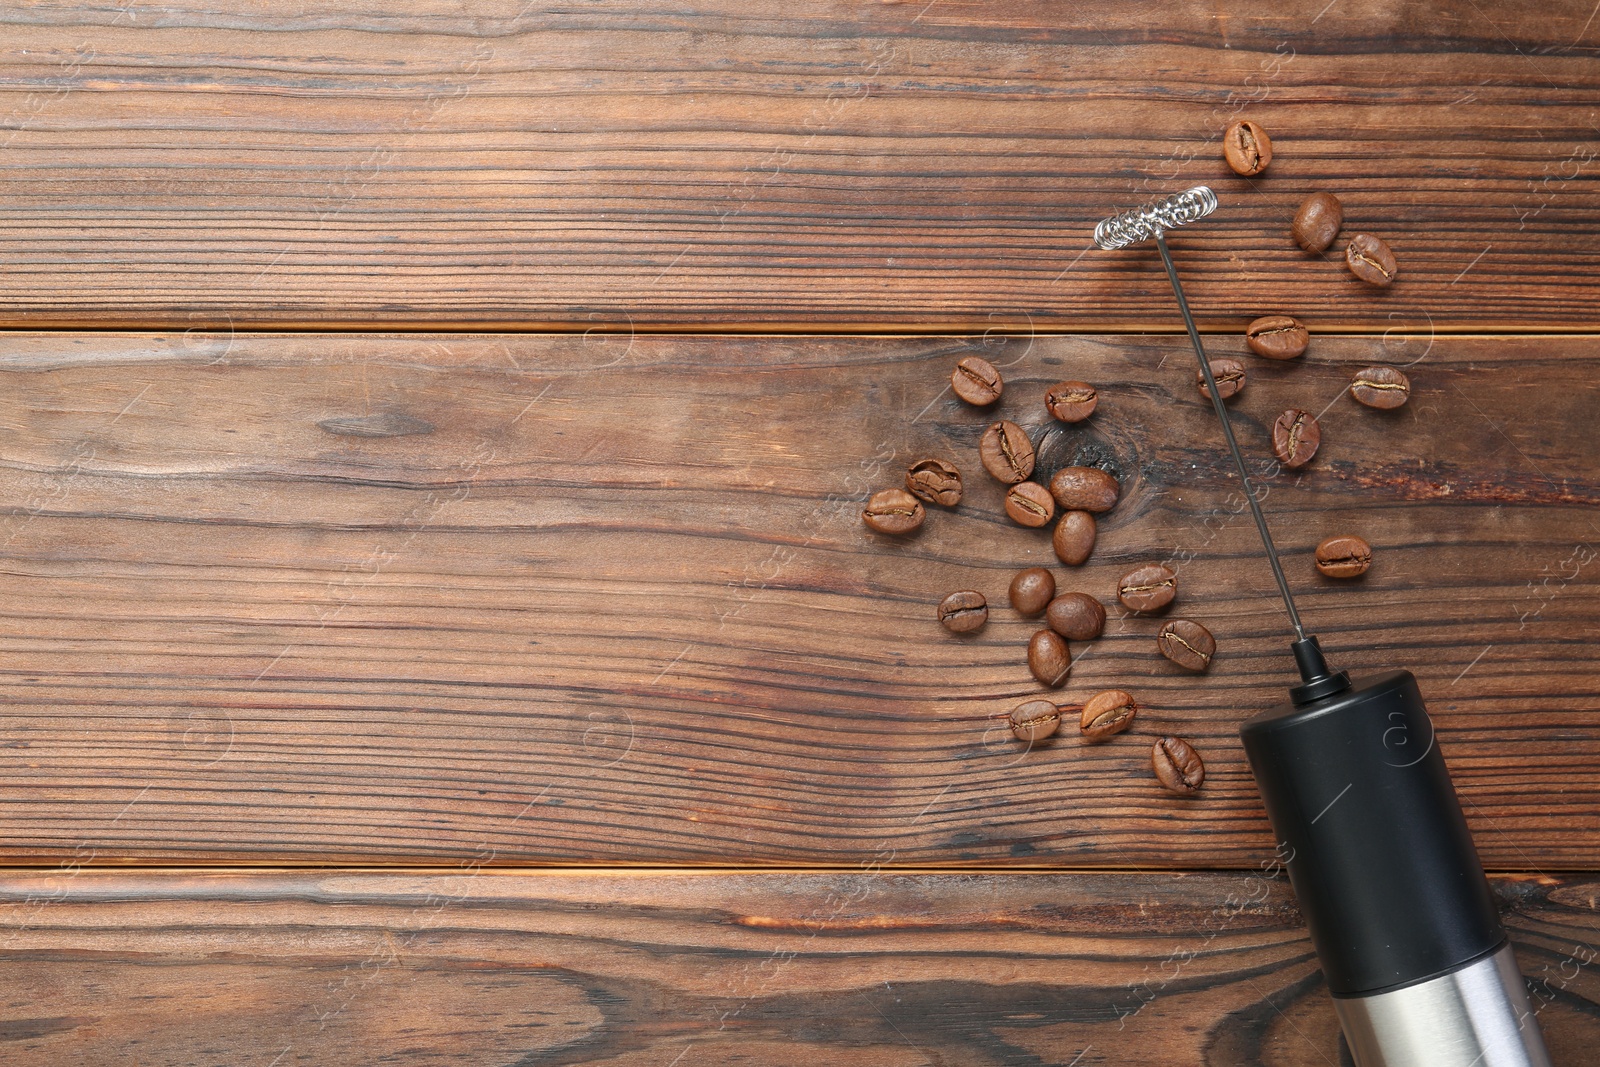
[1154,230,1306,641]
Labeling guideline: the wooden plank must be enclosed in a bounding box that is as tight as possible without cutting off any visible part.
[0,331,1596,867]
[0,869,1596,1066]
[1,1,1598,330]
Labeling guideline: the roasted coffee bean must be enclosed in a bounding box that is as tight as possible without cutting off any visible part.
[863,488,924,535]
[1198,358,1246,401]
[937,590,988,633]
[1045,380,1098,423]
[952,356,1002,405]
[979,420,1035,484]
[1245,315,1309,360]
[1223,119,1272,176]
[905,458,962,507]
[1045,592,1106,641]
[1005,481,1056,528]
[1152,736,1205,794]
[1345,233,1398,286]
[1350,365,1410,409]
[1157,619,1216,673]
[1009,699,1061,743]
[1292,192,1343,254]
[1117,563,1176,612]
[1271,409,1320,469]
[1028,630,1073,687]
[1049,466,1120,513]
[1080,689,1137,741]
[1009,567,1056,615]
[1052,510,1097,566]
[1316,535,1372,578]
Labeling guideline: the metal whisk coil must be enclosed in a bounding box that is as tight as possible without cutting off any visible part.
[1093,185,1218,250]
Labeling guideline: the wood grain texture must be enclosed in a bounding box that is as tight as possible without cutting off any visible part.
[1,869,1597,1066]
[1,0,1599,330]
[0,331,1595,867]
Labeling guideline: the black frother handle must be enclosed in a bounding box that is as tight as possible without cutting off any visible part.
[1241,669,1504,995]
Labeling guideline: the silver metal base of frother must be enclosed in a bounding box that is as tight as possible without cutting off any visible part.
[1332,943,1552,1067]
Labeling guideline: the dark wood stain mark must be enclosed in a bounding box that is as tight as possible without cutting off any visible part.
[317,413,436,438]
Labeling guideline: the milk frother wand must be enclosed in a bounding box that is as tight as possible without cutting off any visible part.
[1093,186,1552,1067]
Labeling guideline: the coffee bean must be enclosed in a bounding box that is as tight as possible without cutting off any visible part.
[952,356,1002,405]
[1079,689,1138,741]
[1152,736,1205,794]
[1009,699,1061,743]
[1117,564,1176,612]
[979,420,1035,484]
[1345,233,1398,286]
[1009,567,1056,615]
[1045,380,1098,423]
[905,458,962,507]
[1157,619,1216,673]
[1350,365,1410,409]
[1271,409,1320,469]
[937,590,988,633]
[1005,481,1056,528]
[1223,119,1272,176]
[1045,592,1106,641]
[1198,358,1246,401]
[1028,630,1072,687]
[1292,192,1343,254]
[1049,466,1119,513]
[1316,535,1372,578]
[1245,315,1309,360]
[1052,510,1097,566]
[863,488,924,535]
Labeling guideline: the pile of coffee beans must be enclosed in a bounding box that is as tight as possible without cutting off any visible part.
[855,119,1413,805]
[860,354,1210,796]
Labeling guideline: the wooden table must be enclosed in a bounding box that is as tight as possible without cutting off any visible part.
[2,3,1597,1063]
